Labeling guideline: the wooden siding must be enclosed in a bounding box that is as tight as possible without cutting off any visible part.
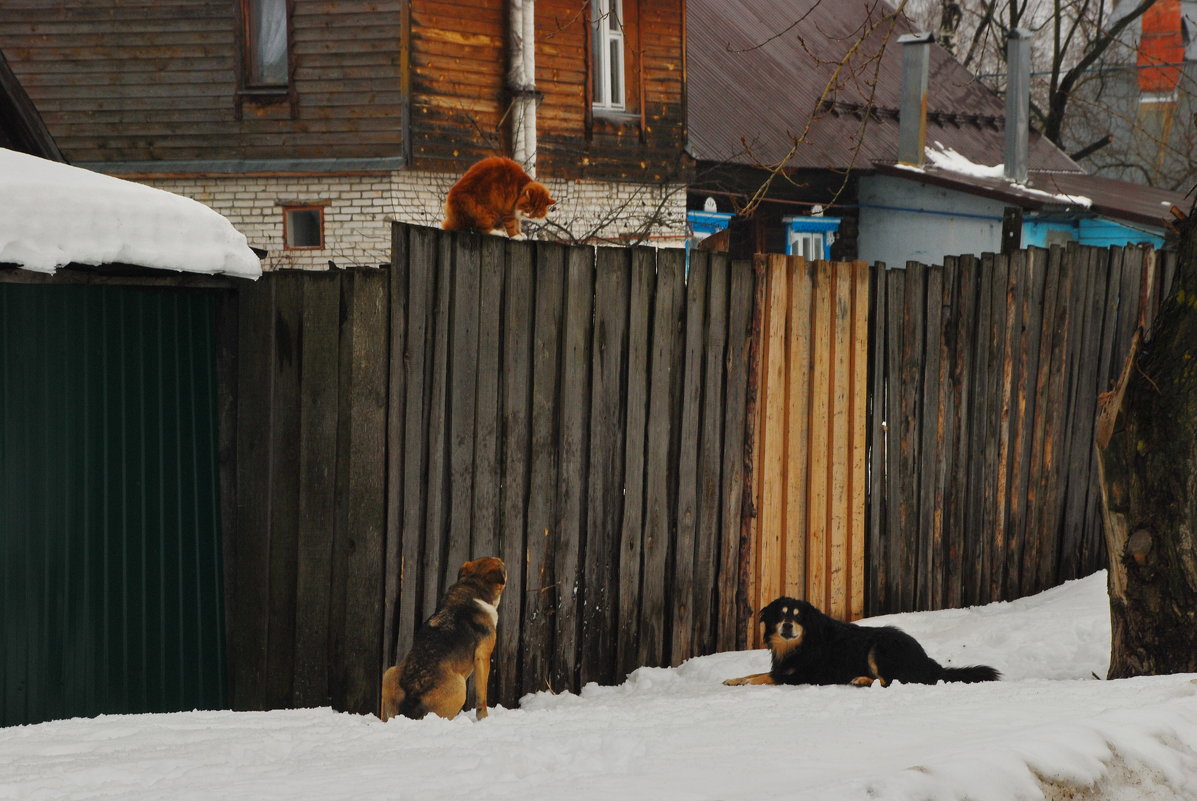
[745,255,869,644]
[0,0,684,181]
[410,0,687,182]
[2,0,685,180]
[0,1,408,164]
[866,245,1173,614]
[408,1,506,168]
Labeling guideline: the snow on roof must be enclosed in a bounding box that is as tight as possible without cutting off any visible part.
[0,148,261,279]
[894,142,1095,208]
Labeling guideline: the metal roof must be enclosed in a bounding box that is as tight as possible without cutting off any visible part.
[687,0,1079,173]
[872,163,1192,230]
[0,48,62,162]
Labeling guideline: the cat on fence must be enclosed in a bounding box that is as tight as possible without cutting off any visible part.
[442,156,556,238]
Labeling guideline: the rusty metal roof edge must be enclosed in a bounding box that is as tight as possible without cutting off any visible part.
[870,162,1176,230]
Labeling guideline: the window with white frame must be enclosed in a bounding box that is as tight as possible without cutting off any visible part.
[591,0,625,111]
[784,216,841,261]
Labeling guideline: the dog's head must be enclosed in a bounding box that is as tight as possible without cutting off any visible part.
[758,596,817,650]
[458,556,507,603]
[517,181,556,219]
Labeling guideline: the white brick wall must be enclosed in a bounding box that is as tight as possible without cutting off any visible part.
[143,170,688,272]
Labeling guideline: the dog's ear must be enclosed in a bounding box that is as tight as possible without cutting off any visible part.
[482,559,507,586]
[461,556,506,586]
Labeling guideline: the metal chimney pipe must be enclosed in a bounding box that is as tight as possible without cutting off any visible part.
[897,33,934,167]
[1004,29,1032,183]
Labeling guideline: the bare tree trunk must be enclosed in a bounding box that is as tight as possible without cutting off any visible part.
[1097,203,1197,679]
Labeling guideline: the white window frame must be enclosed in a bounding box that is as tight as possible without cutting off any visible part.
[783,216,841,261]
[591,0,626,111]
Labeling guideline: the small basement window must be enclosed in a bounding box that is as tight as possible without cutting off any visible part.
[283,207,324,249]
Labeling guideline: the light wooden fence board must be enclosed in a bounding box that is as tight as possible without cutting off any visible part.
[745,255,870,643]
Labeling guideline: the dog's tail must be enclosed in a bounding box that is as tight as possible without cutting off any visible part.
[395,695,428,720]
[941,664,1001,683]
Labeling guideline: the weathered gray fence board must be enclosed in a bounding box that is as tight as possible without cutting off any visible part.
[262,277,301,710]
[582,246,629,687]
[230,279,273,710]
[382,226,407,684]
[294,273,341,708]
[671,251,706,665]
[868,243,1168,614]
[640,248,685,669]
[336,271,388,715]
[496,241,533,708]
[616,248,653,680]
[447,235,481,581]
[523,241,565,694]
[421,233,453,617]
[696,252,729,654]
[552,245,593,690]
[718,258,753,652]
[395,226,436,668]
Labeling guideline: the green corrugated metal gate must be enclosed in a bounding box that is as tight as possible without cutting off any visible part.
[1,283,226,727]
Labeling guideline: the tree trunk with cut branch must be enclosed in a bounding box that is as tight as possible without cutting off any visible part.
[1097,202,1197,678]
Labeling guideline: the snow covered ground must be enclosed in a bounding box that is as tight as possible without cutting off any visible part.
[3,572,1196,801]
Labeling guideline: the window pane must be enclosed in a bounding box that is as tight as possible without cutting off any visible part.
[248,0,288,86]
[285,209,322,248]
[608,0,621,32]
[609,38,623,106]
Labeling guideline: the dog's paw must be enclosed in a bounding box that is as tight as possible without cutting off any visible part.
[850,676,875,687]
[723,676,748,686]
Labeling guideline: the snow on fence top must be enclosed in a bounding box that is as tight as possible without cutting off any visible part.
[0,148,261,279]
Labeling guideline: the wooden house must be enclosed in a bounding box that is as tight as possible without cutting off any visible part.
[0,1,689,269]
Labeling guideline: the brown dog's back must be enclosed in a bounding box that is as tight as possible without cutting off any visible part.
[380,557,506,721]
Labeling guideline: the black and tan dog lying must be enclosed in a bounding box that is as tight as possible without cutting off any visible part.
[380,556,506,721]
[724,596,1000,688]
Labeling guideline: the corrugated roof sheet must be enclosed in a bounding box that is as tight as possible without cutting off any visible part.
[873,163,1191,229]
[687,0,1079,173]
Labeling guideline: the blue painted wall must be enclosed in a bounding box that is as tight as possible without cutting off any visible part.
[1022,218,1164,250]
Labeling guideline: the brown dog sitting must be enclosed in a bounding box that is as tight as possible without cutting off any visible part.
[380,556,506,721]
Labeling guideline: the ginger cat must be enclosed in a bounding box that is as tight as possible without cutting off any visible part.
[442,156,556,237]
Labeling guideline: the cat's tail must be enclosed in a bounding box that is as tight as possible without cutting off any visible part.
[441,199,459,230]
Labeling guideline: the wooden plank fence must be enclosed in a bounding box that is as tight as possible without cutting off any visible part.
[227,269,389,715]
[867,244,1173,614]
[384,227,757,707]
[225,223,758,714]
[223,227,1174,716]
[746,255,870,644]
